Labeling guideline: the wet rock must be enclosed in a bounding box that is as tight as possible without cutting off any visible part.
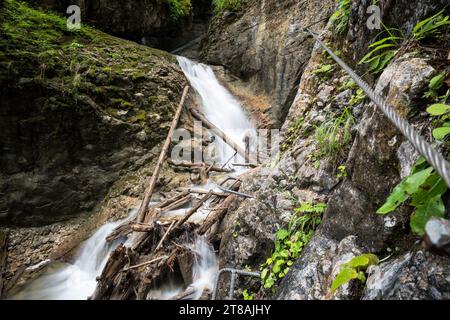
[276,235,365,300]
[363,250,450,300]
[424,218,450,256]
[321,54,435,251]
[201,0,335,125]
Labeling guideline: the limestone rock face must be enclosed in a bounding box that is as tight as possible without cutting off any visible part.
[201,0,335,126]
[215,0,449,300]
[320,54,436,251]
[363,250,450,300]
[0,3,188,226]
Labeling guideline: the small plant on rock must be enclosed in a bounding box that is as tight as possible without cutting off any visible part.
[331,0,351,35]
[260,202,326,290]
[377,157,449,235]
[412,10,450,41]
[424,74,447,101]
[315,107,355,158]
[242,289,254,300]
[426,103,450,141]
[358,28,402,74]
[331,254,379,291]
[212,0,245,14]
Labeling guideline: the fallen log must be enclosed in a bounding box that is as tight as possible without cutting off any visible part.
[177,187,227,197]
[189,107,258,165]
[153,191,213,253]
[168,160,234,173]
[162,195,192,212]
[156,191,190,210]
[136,86,190,223]
[120,255,168,273]
[106,192,190,242]
[154,221,176,252]
[217,185,253,198]
[175,191,213,229]
[197,182,241,235]
[90,244,128,300]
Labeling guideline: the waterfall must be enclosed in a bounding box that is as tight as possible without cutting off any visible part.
[12,57,255,300]
[177,56,257,166]
[10,218,127,300]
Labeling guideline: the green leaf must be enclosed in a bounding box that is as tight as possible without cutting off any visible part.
[368,36,402,48]
[429,74,445,91]
[426,103,450,116]
[377,167,434,214]
[410,195,445,235]
[272,264,281,274]
[410,172,448,207]
[260,268,269,280]
[331,267,359,291]
[345,254,379,269]
[276,229,289,240]
[280,249,290,258]
[432,126,450,140]
[411,156,428,174]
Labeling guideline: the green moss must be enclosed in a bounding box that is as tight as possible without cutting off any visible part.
[166,0,192,21]
[129,110,147,123]
[111,98,134,109]
[131,72,147,82]
[212,0,246,14]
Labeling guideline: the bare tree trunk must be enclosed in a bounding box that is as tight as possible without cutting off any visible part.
[136,86,190,223]
[189,107,258,165]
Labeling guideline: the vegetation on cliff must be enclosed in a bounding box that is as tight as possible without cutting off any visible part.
[0,0,186,226]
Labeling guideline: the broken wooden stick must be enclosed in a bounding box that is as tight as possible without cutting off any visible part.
[177,187,227,197]
[175,191,213,229]
[136,86,190,223]
[121,255,168,273]
[156,191,190,210]
[197,182,241,235]
[154,221,176,252]
[168,286,196,300]
[91,244,128,300]
[162,195,192,212]
[189,107,258,165]
[168,160,234,173]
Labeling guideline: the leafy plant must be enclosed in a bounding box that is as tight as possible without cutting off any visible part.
[315,107,355,157]
[166,0,192,21]
[337,165,347,179]
[260,202,326,289]
[349,88,366,107]
[426,103,450,141]
[358,28,402,74]
[282,117,305,152]
[412,10,450,41]
[377,157,448,235]
[359,9,449,75]
[424,74,446,100]
[330,0,351,35]
[331,254,379,291]
[242,289,254,300]
[212,0,245,14]
[313,64,334,75]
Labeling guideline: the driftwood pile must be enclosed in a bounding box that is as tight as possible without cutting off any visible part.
[90,86,255,300]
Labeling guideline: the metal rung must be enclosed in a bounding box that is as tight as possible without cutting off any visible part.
[211,268,260,300]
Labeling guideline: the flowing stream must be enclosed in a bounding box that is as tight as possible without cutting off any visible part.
[10,57,256,300]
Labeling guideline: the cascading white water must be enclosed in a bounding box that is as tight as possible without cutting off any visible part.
[176,57,257,298]
[13,57,256,300]
[177,56,257,165]
[10,217,129,300]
